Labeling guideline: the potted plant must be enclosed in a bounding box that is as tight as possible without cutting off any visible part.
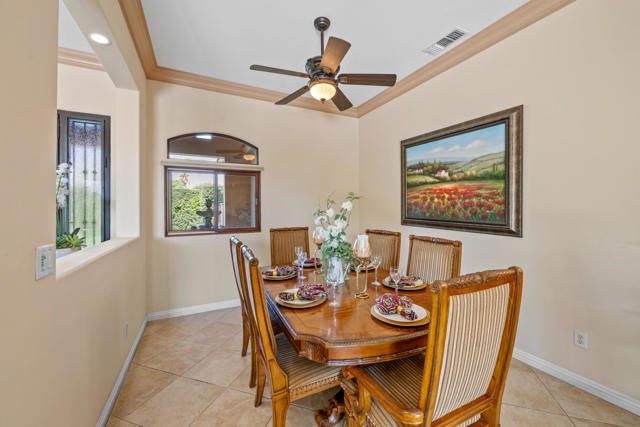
[56,163,85,257]
[312,192,360,286]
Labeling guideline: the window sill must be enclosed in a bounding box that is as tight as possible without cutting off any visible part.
[56,237,139,280]
[161,159,264,171]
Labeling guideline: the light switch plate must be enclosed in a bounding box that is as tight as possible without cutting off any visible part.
[36,244,54,280]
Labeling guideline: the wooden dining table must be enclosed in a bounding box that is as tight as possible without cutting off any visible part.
[263,267,432,425]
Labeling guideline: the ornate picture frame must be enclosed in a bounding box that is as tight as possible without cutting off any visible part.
[401,106,523,237]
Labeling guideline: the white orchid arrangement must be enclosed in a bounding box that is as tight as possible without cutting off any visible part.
[56,163,71,209]
[313,192,360,266]
[55,163,84,250]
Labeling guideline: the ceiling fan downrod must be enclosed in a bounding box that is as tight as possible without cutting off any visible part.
[314,17,331,55]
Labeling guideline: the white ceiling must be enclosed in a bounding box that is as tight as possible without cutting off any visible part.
[59,0,530,106]
[58,0,93,53]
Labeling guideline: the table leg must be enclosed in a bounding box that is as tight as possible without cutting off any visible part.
[315,389,345,426]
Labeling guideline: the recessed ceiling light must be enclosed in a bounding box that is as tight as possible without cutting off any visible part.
[89,33,111,45]
[196,134,213,140]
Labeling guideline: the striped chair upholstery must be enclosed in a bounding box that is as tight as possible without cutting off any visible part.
[366,229,401,270]
[345,268,523,427]
[406,235,462,284]
[270,227,309,266]
[241,244,342,427]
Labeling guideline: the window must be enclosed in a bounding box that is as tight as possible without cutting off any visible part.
[165,133,260,236]
[57,110,110,247]
[168,133,258,165]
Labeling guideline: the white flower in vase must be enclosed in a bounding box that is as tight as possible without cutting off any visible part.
[326,208,335,219]
[341,201,353,211]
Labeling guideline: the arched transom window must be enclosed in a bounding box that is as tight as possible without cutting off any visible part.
[168,133,258,165]
[165,133,260,236]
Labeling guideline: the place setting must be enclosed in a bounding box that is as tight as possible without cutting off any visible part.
[275,283,328,309]
[261,265,297,281]
[370,293,430,327]
[382,267,426,291]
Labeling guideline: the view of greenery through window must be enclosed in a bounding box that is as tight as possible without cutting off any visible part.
[170,171,224,231]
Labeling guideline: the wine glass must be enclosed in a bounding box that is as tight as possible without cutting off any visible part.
[297,250,307,280]
[371,256,382,286]
[389,267,401,297]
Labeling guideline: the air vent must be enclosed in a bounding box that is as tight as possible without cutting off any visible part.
[423,28,468,56]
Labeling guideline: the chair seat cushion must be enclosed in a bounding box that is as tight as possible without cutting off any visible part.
[275,334,341,399]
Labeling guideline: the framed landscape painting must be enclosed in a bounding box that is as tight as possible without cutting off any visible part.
[401,106,522,237]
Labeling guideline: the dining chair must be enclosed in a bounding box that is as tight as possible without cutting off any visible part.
[343,267,524,427]
[270,227,309,266]
[229,236,281,389]
[241,244,342,427]
[406,235,462,284]
[366,229,401,270]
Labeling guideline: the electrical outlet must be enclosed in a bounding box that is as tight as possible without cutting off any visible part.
[35,244,54,280]
[574,329,588,349]
[124,322,128,337]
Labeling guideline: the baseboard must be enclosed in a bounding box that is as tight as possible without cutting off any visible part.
[146,298,241,321]
[96,317,148,427]
[513,348,640,416]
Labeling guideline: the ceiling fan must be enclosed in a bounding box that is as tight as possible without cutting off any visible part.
[250,17,397,112]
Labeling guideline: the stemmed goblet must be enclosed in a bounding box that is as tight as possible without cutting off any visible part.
[389,267,402,297]
[371,256,382,286]
[294,246,307,280]
[353,235,372,299]
[312,226,324,273]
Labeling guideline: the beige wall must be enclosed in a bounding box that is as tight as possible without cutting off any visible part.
[0,1,147,426]
[146,80,359,312]
[357,0,640,399]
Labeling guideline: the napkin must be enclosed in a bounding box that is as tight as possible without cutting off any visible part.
[375,293,418,320]
[279,284,327,302]
[388,275,420,286]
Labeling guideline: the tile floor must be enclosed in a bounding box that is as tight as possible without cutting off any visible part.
[107,307,640,427]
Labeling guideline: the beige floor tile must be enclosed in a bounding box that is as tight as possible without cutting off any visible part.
[106,416,140,427]
[133,333,184,364]
[265,404,319,427]
[191,389,273,427]
[571,417,628,427]
[125,377,224,427]
[111,364,177,419]
[292,386,341,411]
[536,371,640,427]
[216,307,243,325]
[503,359,564,414]
[183,348,251,387]
[229,365,271,398]
[184,320,243,347]
[142,341,214,375]
[500,404,574,427]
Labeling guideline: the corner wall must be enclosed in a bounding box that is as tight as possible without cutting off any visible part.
[357,0,640,399]
[0,1,148,425]
[146,81,359,313]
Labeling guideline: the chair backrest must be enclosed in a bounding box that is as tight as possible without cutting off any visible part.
[365,229,401,270]
[418,267,523,426]
[241,244,288,391]
[270,227,309,266]
[229,236,251,328]
[406,235,461,284]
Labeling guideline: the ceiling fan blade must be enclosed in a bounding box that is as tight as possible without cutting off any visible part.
[338,73,397,86]
[320,37,351,74]
[250,64,308,78]
[275,86,310,105]
[332,87,353,111]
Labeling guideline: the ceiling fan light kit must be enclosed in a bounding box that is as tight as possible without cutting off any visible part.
[249,16,397,111]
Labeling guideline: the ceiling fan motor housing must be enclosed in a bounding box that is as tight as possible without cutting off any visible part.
[306,56,338,83]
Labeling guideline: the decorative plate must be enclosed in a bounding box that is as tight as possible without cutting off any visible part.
[382,277,426,291]
[261,266,297,281]
[292,259,321,268]
[350,264,376,272]
[370,304,430,327]
[275,288,327,308]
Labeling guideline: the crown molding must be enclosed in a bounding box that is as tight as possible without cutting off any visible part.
[117,0,573,119]
[356,0,575,117]
[57,47,104,71]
